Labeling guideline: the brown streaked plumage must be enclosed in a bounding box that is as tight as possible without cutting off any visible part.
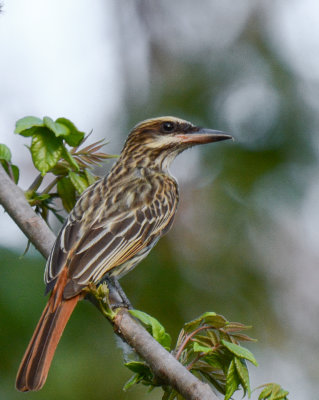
[16,116,232,392]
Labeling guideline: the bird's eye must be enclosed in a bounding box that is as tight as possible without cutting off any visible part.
[162,122,176,133]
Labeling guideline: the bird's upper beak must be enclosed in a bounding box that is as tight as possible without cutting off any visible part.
[176,128,233,144]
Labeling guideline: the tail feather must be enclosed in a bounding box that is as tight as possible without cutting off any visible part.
[16,294,80,392]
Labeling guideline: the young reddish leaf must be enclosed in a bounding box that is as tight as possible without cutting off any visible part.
[206,329,220,346]
[229,333,256,342]
[224,322,252,332]
[192,335,216,348]
[202,314,227,328]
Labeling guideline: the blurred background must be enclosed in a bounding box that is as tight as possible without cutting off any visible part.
[1,0,318,398]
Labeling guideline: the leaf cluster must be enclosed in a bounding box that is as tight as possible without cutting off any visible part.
[123,311,289,400]
[172,312,256,400]
[6,116,115,223]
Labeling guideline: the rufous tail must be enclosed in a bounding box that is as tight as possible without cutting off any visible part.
[16,292,80,391]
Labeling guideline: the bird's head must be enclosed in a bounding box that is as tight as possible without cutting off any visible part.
[120,116,232,171]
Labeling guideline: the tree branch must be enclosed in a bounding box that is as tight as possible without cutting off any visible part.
[0,164,218,400]
[0,165,55,258]
[115,310,216,400]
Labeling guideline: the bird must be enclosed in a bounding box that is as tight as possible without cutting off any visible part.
[16,116,232,392]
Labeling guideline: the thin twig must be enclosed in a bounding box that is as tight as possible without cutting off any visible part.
[27,173,43,192]
[42,177,60,194]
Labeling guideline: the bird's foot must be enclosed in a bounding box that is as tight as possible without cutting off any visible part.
[101,276,133,310]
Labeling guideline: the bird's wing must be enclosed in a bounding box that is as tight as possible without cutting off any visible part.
[45,181,177,298]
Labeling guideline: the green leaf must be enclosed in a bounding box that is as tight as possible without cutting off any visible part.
[273,389,289,400]
[30,129,63,175]
[123,374,140,391]
[202,313,228,328]
[84,169,97,185]
[56,117,85,146]
[61,146,80,171]
[184,312,216,332]
[183,312,227,333]
[222,340,258,366]
[124,361,152,376]
[0,144,12,161]
[0,160,19,183]
[68,171,89,194]
[234,357,250,397]
[224,359,240,400]
[203,353,225,370]
[35,193,51,201]
[258,386,272,399]
[193,342,212,354]
[14,116,43,135]
[129,310,171,350]
[192,335,216,349]
[272,389,289,400]
[57,176,76,212]
[123,361,153,390]
[43,116,69,137]
[10,164,20,183]
[258,383,289,400]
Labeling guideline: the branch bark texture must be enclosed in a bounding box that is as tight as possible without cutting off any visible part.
[0,164,218,400]
[0,165,55,258]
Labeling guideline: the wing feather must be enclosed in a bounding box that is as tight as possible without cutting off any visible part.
[45,175,178,298]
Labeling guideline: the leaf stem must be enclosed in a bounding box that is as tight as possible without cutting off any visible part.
[41,177,60,194]
[186,343,220,371]
[5,163,15,181]
[175,325,213,361]
[27,173,43,192]
[186,353,203,371]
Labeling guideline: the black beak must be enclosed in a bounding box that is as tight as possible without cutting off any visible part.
[176,128,233,145]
